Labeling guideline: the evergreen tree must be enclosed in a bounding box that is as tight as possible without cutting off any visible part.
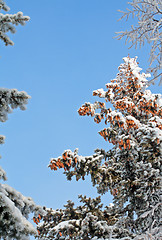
[37,56,162,240]
[116,0,162,85]
[0,1,44,239]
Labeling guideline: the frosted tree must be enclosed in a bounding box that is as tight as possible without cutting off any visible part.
[116,0,162,85]
[0,1,45,239]
[36,57,162,240]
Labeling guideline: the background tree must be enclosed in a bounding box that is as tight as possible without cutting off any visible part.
[37,56,162,240]
[116,0,162,85]
[0,1,44,239]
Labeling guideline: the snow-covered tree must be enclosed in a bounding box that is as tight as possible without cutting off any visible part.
[37,56,162,240]
[0,1,45,239]
[0,89,45,239]
[116,0,162,85]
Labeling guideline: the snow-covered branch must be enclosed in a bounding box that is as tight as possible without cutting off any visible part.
[116,0,162,85]
[0,0,30,45]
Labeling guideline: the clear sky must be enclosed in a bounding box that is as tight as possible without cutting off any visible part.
[0,0,161,230]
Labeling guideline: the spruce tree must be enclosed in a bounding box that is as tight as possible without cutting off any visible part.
[0,1,44,239]
[37,56,162,240]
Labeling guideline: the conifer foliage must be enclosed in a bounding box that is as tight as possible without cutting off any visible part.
[38,57,162,240]
[0,0,30,46]
[0,1,44,239]
[0,89,44,239]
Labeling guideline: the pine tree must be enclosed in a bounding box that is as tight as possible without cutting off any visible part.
[116,0,162,85]
[37,56,162,240]
[0,1,44,239]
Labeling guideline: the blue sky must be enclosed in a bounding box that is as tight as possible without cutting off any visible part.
[0,0,161,222]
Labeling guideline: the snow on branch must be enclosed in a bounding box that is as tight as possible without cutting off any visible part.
[0,88,30,122]
[45,56,162,240]
[0,183,45,239]
[116,0,162,85]
[0,0,30,45]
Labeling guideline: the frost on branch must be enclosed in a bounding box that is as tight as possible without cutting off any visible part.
[0,183,45,240]
[37,196,134,240]
[0,87,46,239]
[116,0,162,85]
[40,57,162,239]
[0,88,30,122]
[0,87,30,159]
[0,88,45,238]
[0,1,44,238]
[0,87,30,183]
[0,0,30,45]
[49,148,105,182]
